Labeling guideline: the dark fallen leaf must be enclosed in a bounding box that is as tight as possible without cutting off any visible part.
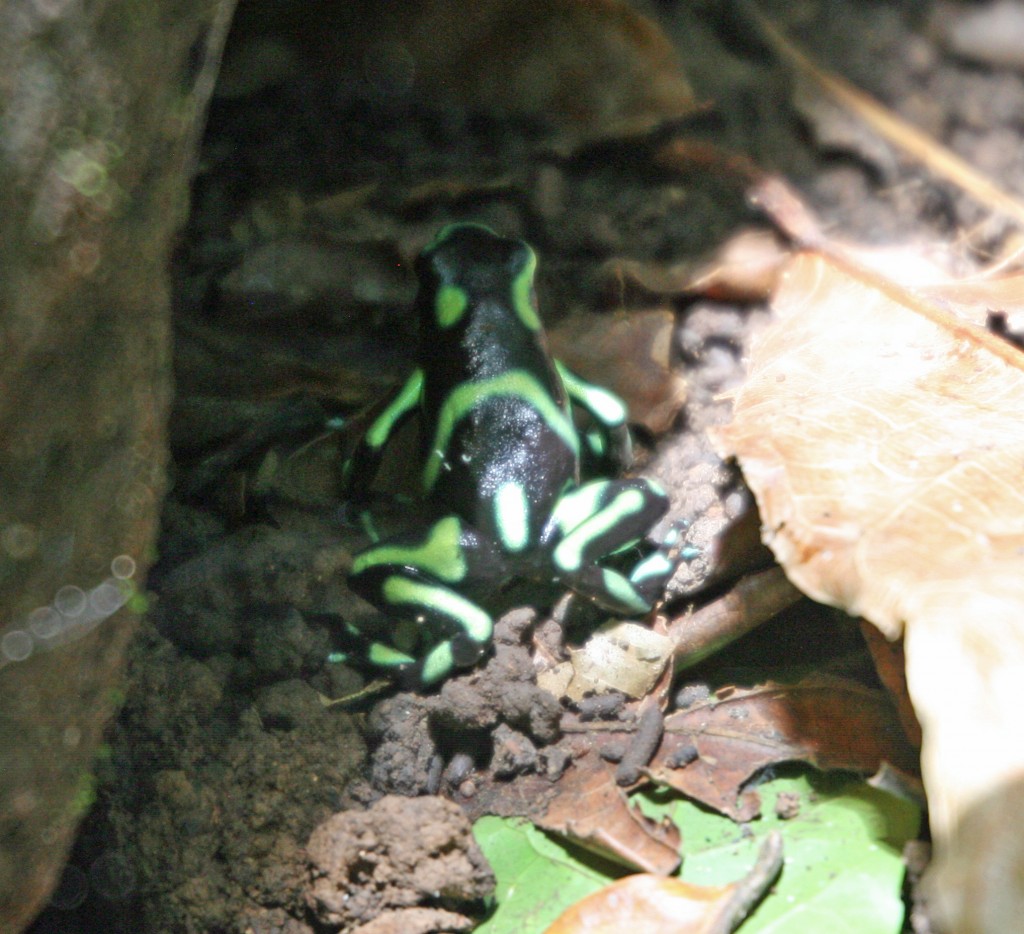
[538,761,681,875]
[223,0,696,143]
[859,621,921,748]
[647,675,917,820]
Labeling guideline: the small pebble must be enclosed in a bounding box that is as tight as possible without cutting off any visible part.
[599,741,627,763]
[944,0,1024,71]
[426,754,444,795]
[541,746,572,780]
[775,792,802,820]
[666,742,699,769]
[444,753,475,788]
[578,692,627,721]
[675,683,711,709]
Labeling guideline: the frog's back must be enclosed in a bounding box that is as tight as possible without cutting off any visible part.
[423,382,579,543]
[414,224,581,549]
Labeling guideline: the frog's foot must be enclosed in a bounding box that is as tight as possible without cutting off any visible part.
[561,545,686,617]
[346,513,507,685]
[550,479,695,615]
[624,518,700,607]
[330,624,489,689]
[345,565,496,686]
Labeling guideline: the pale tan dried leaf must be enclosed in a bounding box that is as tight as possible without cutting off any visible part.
[544,874,732,934]
[715,254,1024,641]
[713,251,1024,931]
[564,621,672,701]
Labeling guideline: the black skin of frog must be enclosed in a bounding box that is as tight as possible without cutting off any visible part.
[338,223,690,686]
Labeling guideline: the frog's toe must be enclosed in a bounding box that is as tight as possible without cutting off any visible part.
[393,633,488,688]
[659,519,701,561]
[450,631,488,667]
[621,520,700,607]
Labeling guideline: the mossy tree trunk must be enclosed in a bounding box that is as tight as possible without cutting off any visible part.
[0,1,235,929]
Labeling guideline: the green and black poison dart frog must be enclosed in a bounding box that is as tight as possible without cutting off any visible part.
[339,223,690,686]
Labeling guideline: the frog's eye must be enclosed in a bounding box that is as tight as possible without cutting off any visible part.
[417,225,490,287]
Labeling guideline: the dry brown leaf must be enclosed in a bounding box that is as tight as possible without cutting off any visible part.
[543,833,783,934]
[714,250,1024,931]
[599,229,789,303]
[538,762,682,875]
[648,675,915,821]
[392,0,698,141]
[859,621,920,748]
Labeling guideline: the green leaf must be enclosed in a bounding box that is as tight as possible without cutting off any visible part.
[639,770,921,934]
[472,816,616,933]
[474,769,920,934]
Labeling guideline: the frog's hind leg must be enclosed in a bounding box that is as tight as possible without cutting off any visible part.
[549,477,693,615]
[350,570,493,685]
[345,516,507,685]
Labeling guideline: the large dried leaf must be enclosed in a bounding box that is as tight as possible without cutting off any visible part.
[649,676,915,821]
[714,251,1024,930]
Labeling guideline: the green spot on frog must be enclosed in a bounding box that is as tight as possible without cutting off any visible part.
[435,283,468,328]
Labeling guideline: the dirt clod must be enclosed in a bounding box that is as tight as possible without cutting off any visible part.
[306,795,494,930]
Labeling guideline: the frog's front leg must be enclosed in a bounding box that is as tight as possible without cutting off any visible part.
[342,368,425,508]
[346,515,508,685]
[555,361,634,473]
[547,477,686,615]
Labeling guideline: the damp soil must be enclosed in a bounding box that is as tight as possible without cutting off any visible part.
[29,1,1024,932]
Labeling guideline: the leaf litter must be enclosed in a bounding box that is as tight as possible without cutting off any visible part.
[716,177,1024,931]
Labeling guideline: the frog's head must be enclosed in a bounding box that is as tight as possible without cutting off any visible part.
[415,223,542,336]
